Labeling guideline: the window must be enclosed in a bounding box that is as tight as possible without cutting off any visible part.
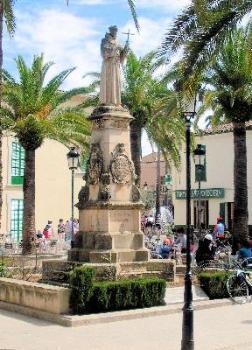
[10,199,23,242]
[11,141,25,185]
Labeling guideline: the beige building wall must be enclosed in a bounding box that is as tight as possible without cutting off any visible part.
[1,135,84,237]
[172,127,252,229]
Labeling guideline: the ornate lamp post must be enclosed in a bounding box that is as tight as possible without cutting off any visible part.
[67,147,80,248]
[193,144,206,237]
[180,93,198,350]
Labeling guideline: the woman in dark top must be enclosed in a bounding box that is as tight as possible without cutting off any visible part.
[195,235,215,265]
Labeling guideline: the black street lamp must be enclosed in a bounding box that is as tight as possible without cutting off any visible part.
[67,147,80,248]
[155,147,161,229]
[180,93,198,350]
[193,144,206,236]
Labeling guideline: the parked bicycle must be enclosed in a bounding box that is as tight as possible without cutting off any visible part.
[226,258,252,304]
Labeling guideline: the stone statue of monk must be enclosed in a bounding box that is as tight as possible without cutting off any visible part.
[100,26,129,106]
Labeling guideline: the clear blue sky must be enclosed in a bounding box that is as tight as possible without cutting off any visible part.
[4,0,190,154]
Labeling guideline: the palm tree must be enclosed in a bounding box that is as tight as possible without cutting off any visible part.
[197,25,252,246]
[1,54,91,254]
[80,51,185,187]
[122,51,184,186]
[0,0,16,231]
[160,0,252,84]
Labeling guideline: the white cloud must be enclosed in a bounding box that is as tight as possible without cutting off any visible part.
[121,17,171,56]
[14,9,102,89]
[70,0,109,4]
[13,10,174,90]
[71,0,190,12]
[137,0,190,12]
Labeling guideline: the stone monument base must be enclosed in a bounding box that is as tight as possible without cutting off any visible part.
[42,260,175,283]
[71,203,150,264]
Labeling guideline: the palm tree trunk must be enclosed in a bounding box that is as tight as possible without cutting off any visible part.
[232,121,249,251]
[0,2,4,233]
[22,149,36,255]
[130,123,142,187]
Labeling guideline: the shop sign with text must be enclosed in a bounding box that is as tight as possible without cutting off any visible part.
[175,188,225,199]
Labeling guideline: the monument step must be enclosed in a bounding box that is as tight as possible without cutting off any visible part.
[176,265,186,274]
[90,249,149,263]
[118,260,174,273]
[119,270,170,279]
[68,248,149,263]
[42,259,175,282]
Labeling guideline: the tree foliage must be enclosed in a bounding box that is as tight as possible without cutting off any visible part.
[0,54,90,151]
[3,0,16,35]
[160,0,252,84]
[196,24,252,126]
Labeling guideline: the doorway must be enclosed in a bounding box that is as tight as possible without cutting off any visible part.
[194,200,209,229]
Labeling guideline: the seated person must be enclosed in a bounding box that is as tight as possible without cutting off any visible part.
[175,228,187,253]
[238,240,252,260]
[160,238,172,258]
[145,215,154,228]
[195,234,215,265]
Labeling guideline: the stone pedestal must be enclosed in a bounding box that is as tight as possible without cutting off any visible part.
[68,105,149,263]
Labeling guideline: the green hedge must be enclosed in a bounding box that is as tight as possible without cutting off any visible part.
[198,271,230,299]
[69,267,95,314]
[69,266,166,314]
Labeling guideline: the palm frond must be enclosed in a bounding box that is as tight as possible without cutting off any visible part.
[160,0,252,81]
[3,0,16,35]
[1,54,91,155]
[127,0,139,31]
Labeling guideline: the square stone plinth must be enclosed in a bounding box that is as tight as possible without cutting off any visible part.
[79,207,141,233]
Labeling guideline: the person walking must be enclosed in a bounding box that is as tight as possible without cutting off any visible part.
[65,220,72,241]
[57,219,65,240]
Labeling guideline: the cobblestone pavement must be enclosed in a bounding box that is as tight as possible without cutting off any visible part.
[0,303,252,350]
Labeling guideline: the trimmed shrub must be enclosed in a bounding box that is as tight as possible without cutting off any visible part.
[69,266,95,314]
[198,271,230,299]
[87,277,166,313]
[69,266,166,315]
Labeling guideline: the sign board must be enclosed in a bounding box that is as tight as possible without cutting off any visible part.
[175,188,225,199]
[164,174,172,185]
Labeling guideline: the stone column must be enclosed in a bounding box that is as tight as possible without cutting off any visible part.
[68,105,149,263]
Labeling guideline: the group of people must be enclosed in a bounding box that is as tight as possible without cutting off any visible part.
[145,216,241,263]
[147,227,188,259]
[36,218,79,242]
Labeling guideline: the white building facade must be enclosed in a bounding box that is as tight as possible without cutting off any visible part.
[172,123,252,234]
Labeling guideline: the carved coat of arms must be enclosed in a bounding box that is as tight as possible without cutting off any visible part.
[86,143,104,185]
[110,143,135,184]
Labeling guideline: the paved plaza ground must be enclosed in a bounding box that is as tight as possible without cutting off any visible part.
[1,302,252,350]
